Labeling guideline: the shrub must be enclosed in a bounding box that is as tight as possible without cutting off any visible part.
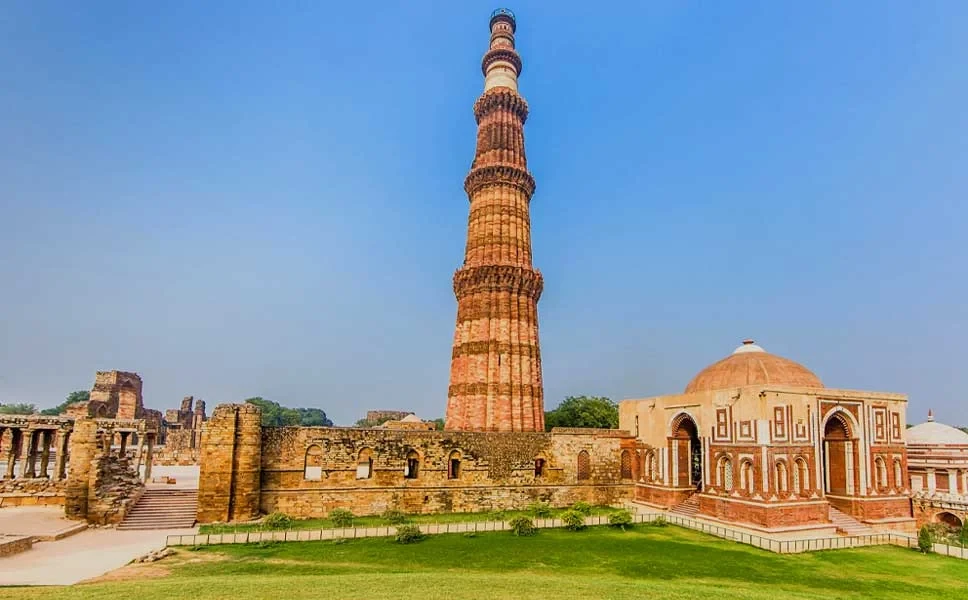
[608,509,634,531]
[960,526,967,547]
[918,526,934,553]
[528,501,553,518]
[329,508,354,528]
[261,512,293,530]
[509,516,537,537]
[394,524,426,544]
[561,510,586,531]
[382,508,408,525]
[571,501,593,516]
[650,516,668,528]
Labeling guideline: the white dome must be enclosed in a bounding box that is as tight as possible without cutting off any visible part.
[907,420,968,446]
[732,339,766,354]
[400,414,422,423]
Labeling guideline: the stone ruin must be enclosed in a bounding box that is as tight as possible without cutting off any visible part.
[154,395,207,466]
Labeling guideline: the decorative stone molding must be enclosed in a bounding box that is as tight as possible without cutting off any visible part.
[452,265,543,300]
[463,164,536,198]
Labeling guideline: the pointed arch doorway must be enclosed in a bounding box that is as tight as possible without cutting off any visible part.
[822,412,858,496]
[672,414,702,491]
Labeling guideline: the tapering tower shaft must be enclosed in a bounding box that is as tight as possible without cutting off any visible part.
[446,9,544,432]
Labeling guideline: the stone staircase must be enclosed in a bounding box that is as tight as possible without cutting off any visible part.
[669,494,700,518]
[118,488,198,530]
[829,506,874,536]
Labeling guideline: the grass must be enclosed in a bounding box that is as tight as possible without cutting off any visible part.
[4,525,968,599]
[198,505,623,534]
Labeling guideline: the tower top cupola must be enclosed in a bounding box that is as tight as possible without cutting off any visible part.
[489,8,516,32]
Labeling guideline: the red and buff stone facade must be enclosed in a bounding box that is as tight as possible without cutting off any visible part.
[445,9,545,432]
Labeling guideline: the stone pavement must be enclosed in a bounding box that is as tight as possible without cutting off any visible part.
[0,506,85,540]
[0,524,198,585]
[0,505,197,586]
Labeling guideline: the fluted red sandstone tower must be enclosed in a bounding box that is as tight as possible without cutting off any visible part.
[445,9,544,432]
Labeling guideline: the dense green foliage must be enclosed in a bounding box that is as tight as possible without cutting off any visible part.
[381,509,408,525]
[544,396,619,431]
[200,505,624,534]
[394,524,426,544]
[561,510,586,531]
[0,403,37,415]
[39,390,89,416]
[328,509,354,528]
[262,512,294,530]
[509,516,537,536]
[571,501,593,516]
[918,526,934,553]
[244,397,333,427]
[527,501,553,518]
[608,509,634,530]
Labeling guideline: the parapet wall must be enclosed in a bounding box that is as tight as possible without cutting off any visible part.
[196,403,636,523]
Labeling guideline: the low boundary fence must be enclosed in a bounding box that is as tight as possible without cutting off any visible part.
[166,512,967,560]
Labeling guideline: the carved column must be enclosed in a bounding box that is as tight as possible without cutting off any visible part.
[22,430,38,478]
[119,431,128,456]
[4,429,17,479]
[38,430,52,478]
[143,433,154,481]
[54,430,70,480]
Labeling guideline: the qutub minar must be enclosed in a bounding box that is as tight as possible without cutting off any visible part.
[446,8,545,432]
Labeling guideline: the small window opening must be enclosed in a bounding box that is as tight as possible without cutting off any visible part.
[404,450,420,479]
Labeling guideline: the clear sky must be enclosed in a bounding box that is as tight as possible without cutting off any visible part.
[1,2,965,426]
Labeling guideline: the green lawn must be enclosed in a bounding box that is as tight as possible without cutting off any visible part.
[198,505,622,534]
[5,525,967,600]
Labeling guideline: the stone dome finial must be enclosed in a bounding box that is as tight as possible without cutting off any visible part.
[927,409,934,422]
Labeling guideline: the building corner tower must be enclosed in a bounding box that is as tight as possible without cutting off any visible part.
[445,9,545,432]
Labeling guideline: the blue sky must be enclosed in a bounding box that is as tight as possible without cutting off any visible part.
[1,1,965,426]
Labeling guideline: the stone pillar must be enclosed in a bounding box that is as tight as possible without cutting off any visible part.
[119,432,128,456]
[134,437,145,473]
[54,431,70,480]
[3,429,16,479]
[65,419,99,520]
[143,433,155,481]
[197,403,263,523]
[23,430,38,478]
[39,430,52,478]
[927,468,936,494]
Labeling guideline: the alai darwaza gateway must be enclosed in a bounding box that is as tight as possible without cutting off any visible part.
[619,340,916,535]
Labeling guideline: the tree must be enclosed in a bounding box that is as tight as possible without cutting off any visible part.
[918,525,934,553]
[40,390,89,416]
[296,407,333,427]
[0,403,37,415]
[432,418,445,431]
[244,398,332,427]
[959,426,968,436]
[544,396,618,431]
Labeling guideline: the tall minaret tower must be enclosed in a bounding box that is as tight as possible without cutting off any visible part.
[445,8,544,432]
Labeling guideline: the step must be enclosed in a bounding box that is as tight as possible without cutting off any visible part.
[120,488,199,530]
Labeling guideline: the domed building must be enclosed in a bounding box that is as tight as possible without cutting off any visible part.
[907,411,968,529]
[620,339,915,536]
